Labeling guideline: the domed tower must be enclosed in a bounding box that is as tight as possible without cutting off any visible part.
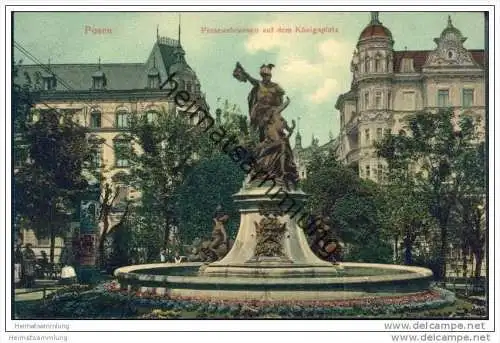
[356,11,394,80]
[354,12,395,182]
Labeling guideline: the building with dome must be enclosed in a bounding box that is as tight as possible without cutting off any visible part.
[335,12,485,277]
[15,26,208,260]
[336,12,485,182]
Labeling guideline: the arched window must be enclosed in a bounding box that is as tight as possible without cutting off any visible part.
[116,109,129,129]
[364,58,370,73]
[375,55,382,72]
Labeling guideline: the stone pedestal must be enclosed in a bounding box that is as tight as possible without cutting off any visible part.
[201,184,338,277]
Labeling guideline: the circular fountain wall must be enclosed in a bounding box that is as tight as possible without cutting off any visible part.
[114,262,433,301]
[114,185,434,302]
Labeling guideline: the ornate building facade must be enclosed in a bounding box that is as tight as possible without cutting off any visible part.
[15,29,208,261]
[292,129,339,181]
[336,13,485,182]
[335,13,486,277]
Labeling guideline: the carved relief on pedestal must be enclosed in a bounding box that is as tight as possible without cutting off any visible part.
[253,213,287,258]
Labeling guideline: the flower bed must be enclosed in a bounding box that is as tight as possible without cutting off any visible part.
[17,280,457,319]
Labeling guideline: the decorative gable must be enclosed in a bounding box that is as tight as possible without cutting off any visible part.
[423,16,480,69]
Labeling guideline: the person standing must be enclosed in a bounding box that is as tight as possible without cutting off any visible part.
[22,243,36,288]
[159,249,167,263]
[14,244,23,286]
[39,250,49,278]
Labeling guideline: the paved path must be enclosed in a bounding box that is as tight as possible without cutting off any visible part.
[14,279,60,302]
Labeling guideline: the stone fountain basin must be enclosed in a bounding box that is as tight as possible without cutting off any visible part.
[114,262,433,301]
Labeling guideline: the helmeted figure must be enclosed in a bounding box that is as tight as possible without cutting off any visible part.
[233,62,298,187]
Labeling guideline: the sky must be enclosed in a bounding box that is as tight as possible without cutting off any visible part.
[13,11,485,146]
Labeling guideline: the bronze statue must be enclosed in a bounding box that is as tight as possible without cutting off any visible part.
[306,215,342,264]
[233,62,299,186]
[186,205,233,262]
[209,204,229,254]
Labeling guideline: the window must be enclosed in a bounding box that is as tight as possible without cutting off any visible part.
[384,128,391,136]
[401,58,414,73]
[43,76,56,91]
[463,89,474,107]
[92,76,106,90]
[116,111,129,128]
[148,74,159,89]
[146,111,158,124]
[90,111,101,128]
[376,128,383,140]
[91,145,102,168]
[438,89,450,107]
[186,82,192,93]
[364,129,370,144]
[377,164,383,181]
[114,140,130,167]
[365,165,371,178]
[375,92,382,109]
[364,58,370,73]
[111,184,129,212]
[364,92,369,109]
[375,56,381,72]
[387,91,392,109]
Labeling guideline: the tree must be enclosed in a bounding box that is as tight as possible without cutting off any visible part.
[12,62,34,241]
[197,99,257,160]
[377,181,436,265]
[127,107,202,251]
[175,153,245,245]
[302,153,392,263]
[453,140,486,278]
[106,212,134,272]
[14,108,94,263]
[376,108,485,279]
[96,182,131,270]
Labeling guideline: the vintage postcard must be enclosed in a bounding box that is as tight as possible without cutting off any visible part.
[4,2,497,342]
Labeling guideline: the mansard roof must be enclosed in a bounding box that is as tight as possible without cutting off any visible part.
[15,36,200,91]
[17,63,147,90]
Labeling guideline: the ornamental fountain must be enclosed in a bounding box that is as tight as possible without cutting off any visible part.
[114,62,435,304]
